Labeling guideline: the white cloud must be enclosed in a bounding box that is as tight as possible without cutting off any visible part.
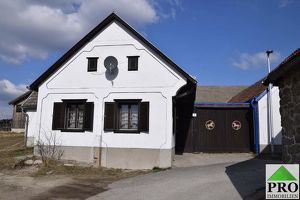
[0,79,27,119]
[279,0,294,8]
[232,51,282,70]
[0,0,182,64]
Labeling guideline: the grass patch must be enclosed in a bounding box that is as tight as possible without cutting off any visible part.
[0,147,33,169]
[34,164,149,178]
[0,131,24,138]
[152,166,171,172]
[0,132,33,170]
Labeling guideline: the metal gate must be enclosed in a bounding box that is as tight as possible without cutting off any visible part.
[184,106,253,153]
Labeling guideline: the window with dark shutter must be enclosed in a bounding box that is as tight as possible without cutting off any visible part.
[139,102,149,132]
[52,102,65,130]
[87,57,98,72]
[84,102,94,131]
[104,102,115,131]
[52,100,94,132]
[127,56,139,71]
[104,100,149,133]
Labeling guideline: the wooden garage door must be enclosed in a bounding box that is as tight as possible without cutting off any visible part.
[184,107,253,153]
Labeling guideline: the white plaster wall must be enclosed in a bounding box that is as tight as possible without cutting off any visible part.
[32,21,187,151]
[258,87,282,146]
[27,111,37,138]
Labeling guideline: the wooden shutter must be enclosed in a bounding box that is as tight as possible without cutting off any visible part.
[104,102,115,131]
[84,102,94,131]
[52,102,65,130]
[139,102,149,132]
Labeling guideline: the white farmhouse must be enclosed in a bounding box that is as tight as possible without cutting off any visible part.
[26,13,196,169]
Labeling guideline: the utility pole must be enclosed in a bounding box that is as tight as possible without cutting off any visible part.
[266,50,274,155]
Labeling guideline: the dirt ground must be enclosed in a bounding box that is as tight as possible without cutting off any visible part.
[0,132,149,200]
[0,168,146,200]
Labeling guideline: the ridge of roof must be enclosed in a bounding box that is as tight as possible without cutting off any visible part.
[29,13,196,91]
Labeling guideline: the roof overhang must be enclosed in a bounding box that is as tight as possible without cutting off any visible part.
[8,91,31,105]
[264,49,300,86]
[194,102,250,108]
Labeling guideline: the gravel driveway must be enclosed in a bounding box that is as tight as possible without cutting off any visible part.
[89,153,282,200]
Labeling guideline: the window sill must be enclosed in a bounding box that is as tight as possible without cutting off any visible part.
[60,129,85,132]
[113,130,140,134]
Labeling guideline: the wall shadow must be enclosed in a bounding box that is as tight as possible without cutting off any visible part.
[225,154,282,199]
[175,82,196,154]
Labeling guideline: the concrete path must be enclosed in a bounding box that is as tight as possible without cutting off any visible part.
[89,153,281,200]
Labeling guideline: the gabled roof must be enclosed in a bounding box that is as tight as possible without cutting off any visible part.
[8,91,31,105]
[195,86,247,103]
[228,79,267,102]
[264,48,300,85]
[29,13,196,91]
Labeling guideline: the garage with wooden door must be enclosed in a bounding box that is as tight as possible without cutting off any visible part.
[183,103,254,153]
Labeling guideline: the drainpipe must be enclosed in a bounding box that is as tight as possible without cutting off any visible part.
[250,98,260,154]
[21,107,29,147]
[266,50,274,154]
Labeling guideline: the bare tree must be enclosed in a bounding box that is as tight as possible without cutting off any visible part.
[36,131,64,167]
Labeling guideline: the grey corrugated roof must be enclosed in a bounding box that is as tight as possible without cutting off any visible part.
[195,86,248,103]
[22,91,38,109]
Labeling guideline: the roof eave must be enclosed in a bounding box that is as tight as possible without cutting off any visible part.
[264,49,300,86]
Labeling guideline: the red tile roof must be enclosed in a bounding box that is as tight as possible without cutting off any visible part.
[228,79,267,102]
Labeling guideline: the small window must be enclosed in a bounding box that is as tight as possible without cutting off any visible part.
[127,56,139,71]
[104,100,149,133]
[87,57,98,72]
[118,103,139,130]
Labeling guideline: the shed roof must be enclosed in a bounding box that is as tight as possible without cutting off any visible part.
[195,86,247,103]
[264,48,300,85]
[8,91,31,105]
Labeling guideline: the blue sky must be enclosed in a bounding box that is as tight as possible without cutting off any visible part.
[0,0,299,118]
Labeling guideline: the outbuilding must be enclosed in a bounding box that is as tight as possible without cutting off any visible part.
[179,82,282,154]
[264,48,300,163]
